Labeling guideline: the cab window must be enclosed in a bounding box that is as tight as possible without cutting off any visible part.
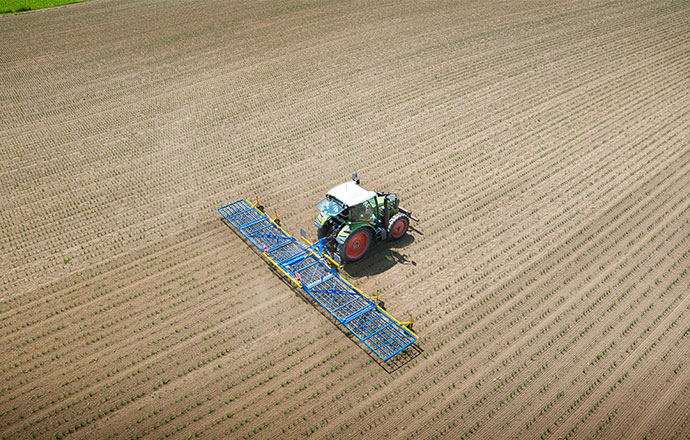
[350,199,376,222]
[316,197,345,217]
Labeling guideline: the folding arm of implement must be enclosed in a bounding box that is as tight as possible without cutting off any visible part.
[219,199,418,361]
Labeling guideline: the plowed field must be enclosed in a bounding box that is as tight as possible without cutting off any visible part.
[1,0,689,438]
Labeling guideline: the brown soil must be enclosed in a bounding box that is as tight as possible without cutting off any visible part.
[1,0,689,438]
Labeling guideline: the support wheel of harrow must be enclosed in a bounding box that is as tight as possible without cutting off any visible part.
[388,213,409,240]
[339,228,373,263]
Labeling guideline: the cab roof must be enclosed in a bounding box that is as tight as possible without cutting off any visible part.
[327,182,376,207]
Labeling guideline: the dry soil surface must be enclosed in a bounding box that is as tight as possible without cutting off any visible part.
[1,0,689,438]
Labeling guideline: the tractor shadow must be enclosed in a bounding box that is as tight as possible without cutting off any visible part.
[220,218,422,373]
[345,233,417,277]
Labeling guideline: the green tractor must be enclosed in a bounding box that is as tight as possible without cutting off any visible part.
[314,173,418,263]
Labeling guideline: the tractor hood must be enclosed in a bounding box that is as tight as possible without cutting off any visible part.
[327,182,376,207]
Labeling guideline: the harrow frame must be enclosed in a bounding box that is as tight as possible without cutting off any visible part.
[219,198,417,361]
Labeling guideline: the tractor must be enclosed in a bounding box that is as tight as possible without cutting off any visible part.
[314,173,418,263]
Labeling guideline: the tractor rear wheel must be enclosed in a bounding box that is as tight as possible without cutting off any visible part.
[388,213,409,240]
[340,228,373,263]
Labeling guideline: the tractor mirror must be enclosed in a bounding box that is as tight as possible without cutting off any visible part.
[352,172,360,185]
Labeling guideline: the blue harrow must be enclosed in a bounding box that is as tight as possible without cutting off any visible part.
[218,198,417,361]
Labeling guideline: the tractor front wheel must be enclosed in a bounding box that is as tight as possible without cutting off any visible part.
[388,213,409,240]
[339,228,373,263]
[317,223,332,240]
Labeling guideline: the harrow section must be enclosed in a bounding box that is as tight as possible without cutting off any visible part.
[219,199,417,361]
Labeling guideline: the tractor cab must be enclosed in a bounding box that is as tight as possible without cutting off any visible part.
[314,175,417,263]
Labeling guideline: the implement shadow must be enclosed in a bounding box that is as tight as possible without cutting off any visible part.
[220,218,422,373]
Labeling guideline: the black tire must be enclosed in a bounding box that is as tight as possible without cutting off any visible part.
[339,228,374,263]
[388,213,409,241]
[317,222,332,240]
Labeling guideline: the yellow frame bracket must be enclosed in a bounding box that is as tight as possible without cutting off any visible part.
[300,236,341,269]
[399,314,413,328]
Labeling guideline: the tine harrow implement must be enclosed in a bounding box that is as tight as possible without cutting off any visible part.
[219,199,418,361]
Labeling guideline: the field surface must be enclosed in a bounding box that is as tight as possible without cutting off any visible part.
[1,0,690,438]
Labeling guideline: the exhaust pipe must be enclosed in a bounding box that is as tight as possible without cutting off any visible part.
[383,196,391,227]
